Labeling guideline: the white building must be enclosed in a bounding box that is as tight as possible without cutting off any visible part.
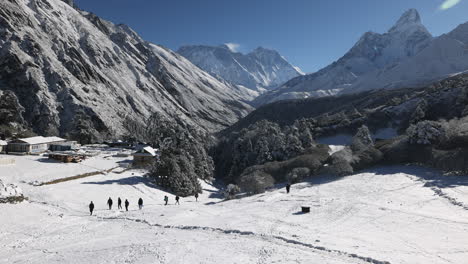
[132,146,158,165]
[0,140,7,153]
[7,136,66,154]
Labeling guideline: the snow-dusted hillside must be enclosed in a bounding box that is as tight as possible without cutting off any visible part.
[1,152,467,263]
[254,9,433,105]
[0,0,253,139]
[178,45,303,92]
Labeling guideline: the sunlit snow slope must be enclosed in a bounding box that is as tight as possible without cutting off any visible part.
[0,0,253,139]
[1,153,467,264]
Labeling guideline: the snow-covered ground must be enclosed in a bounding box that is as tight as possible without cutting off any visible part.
[1,153,468,263]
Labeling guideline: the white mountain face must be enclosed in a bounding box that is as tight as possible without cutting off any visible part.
[0,0,253,140]
[347,21,468,94]
[254,9,433,105]
[177,44,304,92]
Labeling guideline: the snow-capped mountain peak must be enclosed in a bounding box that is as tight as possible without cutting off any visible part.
[390,9,421,30]
[253,9,433,105]
[178,45,303,92]
[389,9,429,36]
[0,0,253,139]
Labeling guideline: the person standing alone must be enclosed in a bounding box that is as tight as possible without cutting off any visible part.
[175,196,180,205]
[138,198,143,210]
[89,201,94,216]
[125,199,129,211]
[164,195,168,206]
[286,183,291,194]
[107,197,113,210]
[194,193,199,202]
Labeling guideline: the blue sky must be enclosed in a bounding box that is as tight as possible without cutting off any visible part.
[74,0,468,73]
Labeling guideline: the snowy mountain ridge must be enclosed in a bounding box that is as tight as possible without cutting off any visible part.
[178,44,303,92]
[254,9,436,105]
[0,0,254,140]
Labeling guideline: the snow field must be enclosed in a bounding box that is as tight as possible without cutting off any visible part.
[1,154,468,263]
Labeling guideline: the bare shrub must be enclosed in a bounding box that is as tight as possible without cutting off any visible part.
[238,171,275,194]
[286,167,310,184]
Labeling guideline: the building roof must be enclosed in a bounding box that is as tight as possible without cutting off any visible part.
[0,140,7,146]
[133,146,157,157]
[143,146,157,156]
[50,141,77,146]
[12,136,66,145]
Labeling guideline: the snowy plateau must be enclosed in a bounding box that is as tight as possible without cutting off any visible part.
[1,150,468,264]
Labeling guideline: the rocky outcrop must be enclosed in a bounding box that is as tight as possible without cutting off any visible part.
[0,179,24,204]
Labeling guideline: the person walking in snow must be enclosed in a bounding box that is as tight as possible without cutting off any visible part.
[107,197,113,210]
[118,197,122,210]
[89,201,94,216]
[286,183,291,194]
[125,199,129,211]
[164,195,168,206]
[138,198,143,210]
[194,193,199,202]
[175,196,180,205]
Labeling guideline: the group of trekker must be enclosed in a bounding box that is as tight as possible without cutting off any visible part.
[88,193,200,215]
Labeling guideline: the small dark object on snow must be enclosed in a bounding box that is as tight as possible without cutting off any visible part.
[125,199,129,211]
[89,201,94,215]
[107,197,113,210]
[164,195,168,206]
[194,193,199,202]
[175,196,180,205]
[138,198,143,210]
[118,197,122,209]
[286,183,291,194]
[301,206,310,213]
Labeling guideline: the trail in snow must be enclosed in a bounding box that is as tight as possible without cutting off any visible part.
[99,215,391,264]
[1,155,468,264]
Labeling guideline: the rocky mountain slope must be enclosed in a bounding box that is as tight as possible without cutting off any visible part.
[348,21,468,94]
[225,73,468,139]
[217,73,468,186]
[178,44,303,92]
[0,0,253,141]
[254,9,434,105]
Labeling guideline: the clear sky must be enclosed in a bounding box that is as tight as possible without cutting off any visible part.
[74,0,468,73]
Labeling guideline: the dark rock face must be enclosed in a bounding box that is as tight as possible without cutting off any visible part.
[0,90,24,125]
[0,0,252,141]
